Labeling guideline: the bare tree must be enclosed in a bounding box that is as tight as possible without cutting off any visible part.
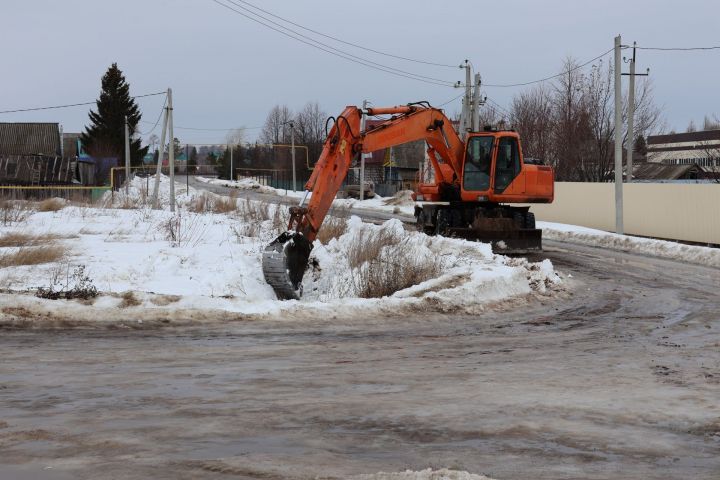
[294,101,328,165]
[510,84,554,164]
[260,105,293,145]
[225,127,246,146]
[686,120,698,133]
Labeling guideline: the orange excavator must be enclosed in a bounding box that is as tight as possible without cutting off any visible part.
[262,103,554,299]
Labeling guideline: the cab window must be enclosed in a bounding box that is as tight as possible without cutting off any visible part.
[463,136,494,191]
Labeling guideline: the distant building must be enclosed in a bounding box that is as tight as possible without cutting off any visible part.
[647,130,720,169]
[631,162,705,182]
[0,122,62,156]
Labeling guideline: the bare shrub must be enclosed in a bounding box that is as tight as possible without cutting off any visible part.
[162,211,208,247]
[0,200,31,226]
[119,291,141,308]
[36,264,98,300]
[354,241,442,299]
[238,199,271,223]
[189,193,210,213]
[0,245,66,268]
[340,225,442,298]
[271,204,290,233]
[316,216,347,245]
[37,198,65,212]
[212,193,238,214]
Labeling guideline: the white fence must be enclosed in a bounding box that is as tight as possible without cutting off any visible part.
[530,182,720,245]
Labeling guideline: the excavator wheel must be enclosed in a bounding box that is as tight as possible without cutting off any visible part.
[262,232,313,300]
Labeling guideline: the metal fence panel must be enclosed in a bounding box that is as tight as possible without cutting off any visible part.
[529,182,720,244]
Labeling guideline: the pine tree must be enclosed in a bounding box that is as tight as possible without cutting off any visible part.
[81,63,148,166]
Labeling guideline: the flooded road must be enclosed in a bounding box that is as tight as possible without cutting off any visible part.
[1,241,719,479]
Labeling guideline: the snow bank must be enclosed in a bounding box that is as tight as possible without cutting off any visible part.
[353,469,495,480]
[0,175,562,326]
[540,221,720,268]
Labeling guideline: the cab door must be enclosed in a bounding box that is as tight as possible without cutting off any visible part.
[492,136,526,197]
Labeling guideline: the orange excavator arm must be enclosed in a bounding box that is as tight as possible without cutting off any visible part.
[295,104,463,241]
[263,104,463,299]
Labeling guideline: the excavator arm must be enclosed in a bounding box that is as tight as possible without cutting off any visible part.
[263,104,462,299]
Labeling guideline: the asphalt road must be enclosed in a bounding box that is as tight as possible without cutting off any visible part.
[1,179,718,480]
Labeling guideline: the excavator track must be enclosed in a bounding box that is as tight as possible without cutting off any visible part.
[262,232,312,300]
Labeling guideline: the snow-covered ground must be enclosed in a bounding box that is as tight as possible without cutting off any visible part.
[0,175,562,324]
[540,221,720,268]
[195,176,416,216]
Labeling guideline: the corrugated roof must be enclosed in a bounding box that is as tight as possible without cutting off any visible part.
[0,122,61,156]
[633,162,704,180]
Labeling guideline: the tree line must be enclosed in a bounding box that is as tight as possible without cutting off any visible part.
[488,57,663,182]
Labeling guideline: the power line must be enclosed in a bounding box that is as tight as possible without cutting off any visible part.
[636,45,720,51]
[230,0,457,68]
[0,91,166,115]
[209,0,456,87]
[483,47,616,88]
[437,92,465,107]
[217,0,455,85]
[137,94,168,135]
[486,98,511,118]
[175,125,263,131]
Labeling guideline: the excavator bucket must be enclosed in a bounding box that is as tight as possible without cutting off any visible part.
[448,227,543,254]
[262,232,313,300]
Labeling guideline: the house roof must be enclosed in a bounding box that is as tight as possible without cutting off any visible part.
[0,122,61,156]
[648,130,720,145]
[632,162,704,180]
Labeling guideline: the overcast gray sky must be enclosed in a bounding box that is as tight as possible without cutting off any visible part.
[1,0,718,144]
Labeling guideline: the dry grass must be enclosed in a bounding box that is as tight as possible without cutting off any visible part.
[0,245,67,268]
[316,216,348,245]
[346,227,402,269]
[237,199,271,222]
[37,198,65,212]
[343,226,442,298]
[0,232,74,248]
[212,193,238,214]
[119,291,141,308]
[189,193,210,213]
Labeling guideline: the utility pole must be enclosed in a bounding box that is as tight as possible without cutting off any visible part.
[613,34,624,235]
[124,115,131,196]
[229,143,234,181]
[622,42,650,183]
[458,61,472,137]
[185,144,189,192]
[290,121,296,191]
[359,99,368,201]
[471,73,482,132]
[167,88,175,213]
[152,89,169,209]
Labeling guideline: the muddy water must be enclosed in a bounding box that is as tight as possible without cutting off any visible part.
[1,241,719,479]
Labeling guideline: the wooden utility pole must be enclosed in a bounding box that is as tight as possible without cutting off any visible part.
[152,89,169,209]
